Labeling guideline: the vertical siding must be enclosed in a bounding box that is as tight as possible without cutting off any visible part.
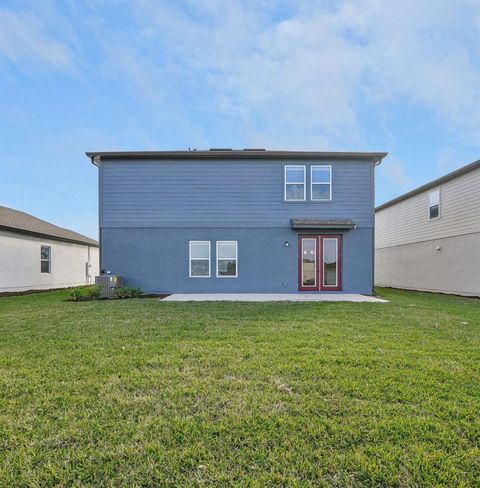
[100,158,374,228]
[376,167,480,248]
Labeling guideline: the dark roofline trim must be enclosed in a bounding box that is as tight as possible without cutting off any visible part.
[0,225,99,247]
[376,159,480,212]
[86,150,388,166]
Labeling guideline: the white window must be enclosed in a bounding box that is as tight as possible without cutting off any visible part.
[284,165,306,201]
[41,245,51,273]
[311,165,332,201]
[189,241,210,277]
[428,189,440,220]
[216,241,238,277]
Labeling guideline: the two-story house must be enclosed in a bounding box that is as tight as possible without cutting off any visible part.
[87,150,387,294]
[375,159,480,297]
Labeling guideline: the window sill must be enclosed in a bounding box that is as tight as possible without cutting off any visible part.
[283,200,334,204]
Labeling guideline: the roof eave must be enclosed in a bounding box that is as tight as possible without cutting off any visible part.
[0,225,99,247]
[89,155,101,167]
[85,150,388,162]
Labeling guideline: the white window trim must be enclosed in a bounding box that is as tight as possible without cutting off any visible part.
[216,241,238,278]
[41,245,51,274]
[284,165,306,201]
[189,241,211,278]
[428,188,441,221]
[322,238,338,287]
[311,165,332,201]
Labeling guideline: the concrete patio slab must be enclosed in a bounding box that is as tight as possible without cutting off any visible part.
[162,293,388,302]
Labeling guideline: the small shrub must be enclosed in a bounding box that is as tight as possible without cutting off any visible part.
[70,287,84,301]
[112,286,143,299]
[69,285,102,301]
[87,285,103,300]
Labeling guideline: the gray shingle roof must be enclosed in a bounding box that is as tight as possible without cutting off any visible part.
[291,218,356,229]
[0,206,98,247]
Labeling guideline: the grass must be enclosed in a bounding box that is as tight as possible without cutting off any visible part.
[0,288,479,487]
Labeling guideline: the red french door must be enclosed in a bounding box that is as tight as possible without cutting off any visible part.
[298,235,342,291]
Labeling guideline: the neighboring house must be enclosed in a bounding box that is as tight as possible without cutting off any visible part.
[87,149,387,294]
[0,206,99,293]
[375,159,480,297]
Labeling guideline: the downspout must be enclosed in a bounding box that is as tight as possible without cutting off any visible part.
[87,245,91,284]
[371,155,385,294]
[371,159,376,295]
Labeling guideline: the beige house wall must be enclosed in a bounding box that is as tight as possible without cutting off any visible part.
[375,164,480,296]
[0,229,99,292]
[375,232,480,296]
[376,166,480,248]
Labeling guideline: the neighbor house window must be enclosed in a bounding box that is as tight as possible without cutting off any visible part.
[216,241,238,277]
[189,241,210,277]
[428,189,440,220]
[41,245,51,273]
[285,165,306,201]
[311,165,332,201]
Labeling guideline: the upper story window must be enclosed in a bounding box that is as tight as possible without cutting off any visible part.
[189,241,211,277]
[311,165,332,201]
[284,165,306,201]
[428,189,440,220]
[41,245,51,273]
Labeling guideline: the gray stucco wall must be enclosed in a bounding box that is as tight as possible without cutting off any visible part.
[101,227,373,294]
[375,232,480,296]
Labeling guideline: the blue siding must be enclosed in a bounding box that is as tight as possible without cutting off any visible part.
[101,227,373,294]
[101,159,374,228]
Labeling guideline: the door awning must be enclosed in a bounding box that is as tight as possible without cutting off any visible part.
[291,218,356,230]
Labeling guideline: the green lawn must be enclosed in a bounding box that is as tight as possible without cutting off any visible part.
[0,289,479,487]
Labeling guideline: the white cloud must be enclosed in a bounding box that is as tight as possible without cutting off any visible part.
[2,1,480,149]
[0,8,70,69]
[112,0,480,148]
[435,147,466,174]
[115,1,370,148]
[343,0,480,133]
[377,158,411,190]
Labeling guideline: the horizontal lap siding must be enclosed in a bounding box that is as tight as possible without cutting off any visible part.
[101,159,373,228]
[376,167,480,248]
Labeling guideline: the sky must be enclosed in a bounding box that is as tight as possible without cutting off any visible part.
[1,0,480,239]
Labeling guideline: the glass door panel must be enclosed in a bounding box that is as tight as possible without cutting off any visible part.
[323,238,338,287]
[299,235,342,291]
[302,238,317,287]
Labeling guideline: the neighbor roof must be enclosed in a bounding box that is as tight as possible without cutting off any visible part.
[86,150,388,165]
[0,206,98,247]
[376,159,480,212]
